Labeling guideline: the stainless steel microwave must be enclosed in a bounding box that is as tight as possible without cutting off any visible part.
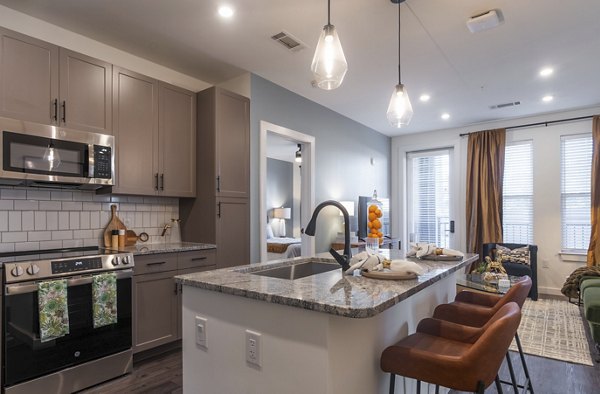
[0,117,114,189]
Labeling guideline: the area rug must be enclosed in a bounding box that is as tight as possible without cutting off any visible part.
[510,298,593,366]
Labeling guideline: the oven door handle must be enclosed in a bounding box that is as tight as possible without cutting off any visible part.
[5,269,133,295]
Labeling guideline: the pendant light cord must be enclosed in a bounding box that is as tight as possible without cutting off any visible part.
[328,0,331,26]
[398,2,402,84]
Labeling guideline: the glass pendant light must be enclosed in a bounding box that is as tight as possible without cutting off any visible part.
[43,141,61,171]
[311,0,348,90]
[386,0,413,127]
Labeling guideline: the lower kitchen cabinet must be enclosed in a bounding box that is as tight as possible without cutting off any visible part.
[133,269,179,353]
[133,249,216,353]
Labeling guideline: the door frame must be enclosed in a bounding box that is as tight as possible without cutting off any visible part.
[392,138,464,252]
[259,121,315,261]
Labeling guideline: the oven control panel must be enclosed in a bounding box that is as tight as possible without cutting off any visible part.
[52,257,103,274]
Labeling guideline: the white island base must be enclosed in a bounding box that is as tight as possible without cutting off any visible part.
[181,272,458,394]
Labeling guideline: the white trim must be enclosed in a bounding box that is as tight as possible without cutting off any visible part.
[259,121,315,262]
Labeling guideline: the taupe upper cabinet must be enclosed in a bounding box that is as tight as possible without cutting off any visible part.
[159,82,196,197]
[112,67,159,196]
[216,89,250,198]
[59,49,112,134]
[0,27,112,133]
[112,67,196,197]
[0,28,59,124]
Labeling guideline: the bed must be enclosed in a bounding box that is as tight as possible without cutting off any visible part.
[266,237,302,260]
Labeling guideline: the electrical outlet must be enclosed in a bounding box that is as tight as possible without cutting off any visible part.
[542,259,549,268]
[195,316,207,348]
[245,330,261,367]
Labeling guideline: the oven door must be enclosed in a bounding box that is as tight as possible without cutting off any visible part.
[3,270,132,387]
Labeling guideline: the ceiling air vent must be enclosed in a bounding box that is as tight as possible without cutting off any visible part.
[489,101,521,110]
[271,31,306,52]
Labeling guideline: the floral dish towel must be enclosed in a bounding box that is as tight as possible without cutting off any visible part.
[38,279,70,342]
[93,273,118,328]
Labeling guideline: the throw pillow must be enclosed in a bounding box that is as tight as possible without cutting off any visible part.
[495,245,530,266]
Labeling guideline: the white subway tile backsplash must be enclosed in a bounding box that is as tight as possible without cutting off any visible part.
[46,212,58,230]
[58,212,69,230]
[1,189,26,199]
[52,230,73,241]
[69,212,80,230]
[0,200,13,210]
[28,231,52,241]
[27,189,51,200]
[1,186,179,252]
[51,191,72,201]
[3,231,27,243]
[39,201,61,210]
[8,211,21,231]
[62,201,83,211]
[22,211,34,231]
[34,211,46,230]
[0,211,7,231]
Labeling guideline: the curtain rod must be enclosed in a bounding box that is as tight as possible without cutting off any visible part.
[459,115,595,137]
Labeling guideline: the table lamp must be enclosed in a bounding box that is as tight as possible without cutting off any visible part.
[273,207,291,237]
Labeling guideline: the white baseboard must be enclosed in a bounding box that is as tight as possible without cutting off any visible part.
[539,286,563,297]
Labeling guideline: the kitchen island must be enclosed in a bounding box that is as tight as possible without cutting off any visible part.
[176,250,477,394]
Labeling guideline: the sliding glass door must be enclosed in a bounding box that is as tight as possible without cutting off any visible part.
[407,148,454,248]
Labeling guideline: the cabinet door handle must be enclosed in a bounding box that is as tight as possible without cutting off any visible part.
[52,99,58,122]
[217,202,221,218]
[154,173,159,191]
[191,256,207,261]
[174,281,179,295]
[61,100,66,123]
[216,175,221,192]
[146,261,166,267]
[160,174,164,191]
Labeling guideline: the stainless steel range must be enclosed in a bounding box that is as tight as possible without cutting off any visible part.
[1,247,134,394]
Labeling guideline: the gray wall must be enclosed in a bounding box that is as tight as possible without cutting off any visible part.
[250,74,391,262]
[266,158,293,236]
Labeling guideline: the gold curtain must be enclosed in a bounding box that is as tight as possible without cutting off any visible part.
[466,129,506,262]
[587,116,600,267]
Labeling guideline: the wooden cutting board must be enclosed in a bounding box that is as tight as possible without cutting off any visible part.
[361,270,418,280]
[103,204,127,248]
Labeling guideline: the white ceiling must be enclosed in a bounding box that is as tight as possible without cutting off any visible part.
[2,0,600,136]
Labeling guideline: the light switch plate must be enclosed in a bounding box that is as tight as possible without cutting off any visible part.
[195,316,207,348]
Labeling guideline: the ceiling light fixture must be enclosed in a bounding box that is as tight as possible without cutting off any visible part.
[542,95,554,102]
[386,0,413,128]
[419,94,431,102]
[218,5,234,18]
[539,67,554,77]
[311,0,348,90]
[441,113,450,120]
[295,144,302,163]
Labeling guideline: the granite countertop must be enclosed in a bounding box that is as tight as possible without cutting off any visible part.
[176,250,477,318]
[110,242,216,256]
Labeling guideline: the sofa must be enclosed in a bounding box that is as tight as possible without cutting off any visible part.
[580,276,600,359]
[482,243,538,300]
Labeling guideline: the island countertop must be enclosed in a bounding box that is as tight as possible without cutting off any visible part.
[176,250,477,318]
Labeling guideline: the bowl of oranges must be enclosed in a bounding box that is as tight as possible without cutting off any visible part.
[367,204,384,244]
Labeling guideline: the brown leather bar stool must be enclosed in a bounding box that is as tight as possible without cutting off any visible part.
[381,302,521,394]
[434,276,533,393]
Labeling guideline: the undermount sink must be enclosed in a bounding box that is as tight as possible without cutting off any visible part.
[250,261,341,280]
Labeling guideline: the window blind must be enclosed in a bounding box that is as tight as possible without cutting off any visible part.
[503,141,534,244]
[408,150,450,248]
[561,134,593,252]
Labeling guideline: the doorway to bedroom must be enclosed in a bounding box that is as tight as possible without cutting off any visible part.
[259,121,315,262]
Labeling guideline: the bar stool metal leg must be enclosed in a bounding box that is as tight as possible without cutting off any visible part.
[495,375,504,394]
[389,373,395,394]
[515,332,534,393]
[476,381,485,394]
[505,352,519,393]
[435,384,440,394]
[416,379,421,394]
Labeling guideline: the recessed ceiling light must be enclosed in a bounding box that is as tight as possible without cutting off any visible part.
[419,94,431,102]
[218,5,234,18]
[441,113,450,120]
[542,95,554,102]
[539,67,554,77]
